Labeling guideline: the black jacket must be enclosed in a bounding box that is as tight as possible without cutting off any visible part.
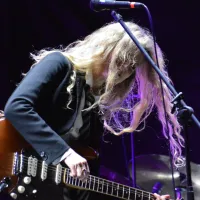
[4,52,88,165]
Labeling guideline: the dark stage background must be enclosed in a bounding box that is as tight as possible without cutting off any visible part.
[0,0,200,199]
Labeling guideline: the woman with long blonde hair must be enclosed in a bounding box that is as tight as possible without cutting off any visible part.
[4,21,183,200]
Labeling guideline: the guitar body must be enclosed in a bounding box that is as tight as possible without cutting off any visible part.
[0,117,30,193]
[0,114,156,200]
[0,116,97,198]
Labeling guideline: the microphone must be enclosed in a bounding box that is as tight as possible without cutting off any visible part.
[90,0,143,12]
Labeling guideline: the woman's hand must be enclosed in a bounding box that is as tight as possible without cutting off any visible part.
[64,149,90,182]
[154,193,170,200]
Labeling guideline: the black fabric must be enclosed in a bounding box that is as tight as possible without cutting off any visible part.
[70,84,96,144]
[4,52,104,200]
[79,84,95,139]
[4,52,87,164]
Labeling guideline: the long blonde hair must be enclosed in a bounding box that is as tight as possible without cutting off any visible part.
[31,21,184,166]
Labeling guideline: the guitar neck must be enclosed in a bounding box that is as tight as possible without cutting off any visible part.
[61,167,155,200]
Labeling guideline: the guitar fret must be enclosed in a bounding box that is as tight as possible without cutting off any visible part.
[117,184,119,197]
[122,185,124,198]
[122,186,130,199]
[98,179,101,191]
[106,181,108,194]
[90,176,94,190]
[129,188,137,200]
[78,178,80,187]
[111,182,113,195]
[103,180,107,194]
[99,179,103,192]
[106,181,113,195]
[93,176,95,190]
[89,176,91,189]
[136,190,142,200]
[148,192,154,200]
[97,178,99,191]
[113,182,118,196]
[135,189,137,200]
[139,191,144,199]
[102,179,104,193]
[94,177,99,191]
[117,184,125,198]
[75,177,77,186]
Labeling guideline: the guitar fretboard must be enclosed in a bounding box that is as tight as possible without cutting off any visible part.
[63,168,155,200]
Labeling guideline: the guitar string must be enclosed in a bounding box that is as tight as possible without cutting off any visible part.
[64,171,155,200]
[16,167,155,199]
[20,158,154,199]
[14,157,151,196]
[16,157,155,199]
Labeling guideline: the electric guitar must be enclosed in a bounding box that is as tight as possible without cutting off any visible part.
[0,114,157,200]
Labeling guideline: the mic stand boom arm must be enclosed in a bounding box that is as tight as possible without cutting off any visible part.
[111,10,199,200]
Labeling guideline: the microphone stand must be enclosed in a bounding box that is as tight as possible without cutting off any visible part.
[111,10,200,200]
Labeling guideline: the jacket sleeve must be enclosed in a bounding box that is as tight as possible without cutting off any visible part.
[4,52,72,165]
